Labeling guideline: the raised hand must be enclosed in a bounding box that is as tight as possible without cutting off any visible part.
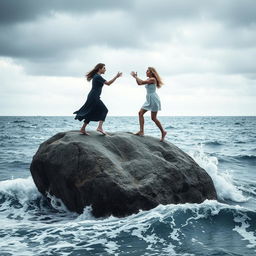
[130,71,137,78]
[116,72,122,78]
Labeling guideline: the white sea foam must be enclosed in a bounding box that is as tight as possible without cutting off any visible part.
[190,144,247,203]
[233,214,256,251]
[0,187,254,256]
[75,205,95,221]
[0,176,41,220]
[45,191,70,213]
[0,176,40,202]
[0,176,254,255]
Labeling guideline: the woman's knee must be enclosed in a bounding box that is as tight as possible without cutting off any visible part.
[151,115,157,122]
[139,110,144,116]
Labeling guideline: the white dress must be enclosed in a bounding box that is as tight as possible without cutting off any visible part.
[141,83,161,112]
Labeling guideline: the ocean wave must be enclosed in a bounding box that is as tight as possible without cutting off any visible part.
[189,146,248,203]
[0,177,252,221]
[0,177,40,209]
[165,125,175,129]
[0,177,76,223]
[0,177,256,255]
[235,155,256,162]
[78,201,256,255]
[12,120,28,124]
[16,124,35,129]
[235,140,247,144]
[204,140,223,146]
[77,201,256,255]
[0,135,12,140]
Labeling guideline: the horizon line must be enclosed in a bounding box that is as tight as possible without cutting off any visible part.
[0,115,255,117]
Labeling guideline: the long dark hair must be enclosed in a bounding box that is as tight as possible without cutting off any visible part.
[86,63,105,81]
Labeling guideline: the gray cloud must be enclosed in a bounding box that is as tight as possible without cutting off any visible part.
[0,0,133,24]
[0,11,139,59]
[206,0,256,27]
[0,0,256,78]
[2,0,255,26]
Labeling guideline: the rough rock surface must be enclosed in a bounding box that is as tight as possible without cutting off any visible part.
[30,131,217,217]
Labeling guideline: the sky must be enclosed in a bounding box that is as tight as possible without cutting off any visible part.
[0,0,255,116]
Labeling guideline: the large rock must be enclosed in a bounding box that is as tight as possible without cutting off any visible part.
[30,131,217,217]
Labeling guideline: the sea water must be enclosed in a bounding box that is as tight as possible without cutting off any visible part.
[0,116,255,256]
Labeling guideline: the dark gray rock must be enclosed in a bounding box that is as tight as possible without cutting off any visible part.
[30,131,217,217]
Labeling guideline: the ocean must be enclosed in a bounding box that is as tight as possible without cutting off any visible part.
[0,116,255,256]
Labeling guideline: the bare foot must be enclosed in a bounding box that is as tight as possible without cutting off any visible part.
[134,131,144,136]
[80,129,89,135]
[96,128,107,135]
[160,131,167,142]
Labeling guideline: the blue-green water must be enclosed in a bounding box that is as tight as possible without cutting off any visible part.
[0,116,255,255]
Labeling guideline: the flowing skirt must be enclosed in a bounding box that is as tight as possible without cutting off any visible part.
[142,93,161,112]
[73,96,108,123]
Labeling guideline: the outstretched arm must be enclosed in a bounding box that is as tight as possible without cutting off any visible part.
[130,71,155,85]
[105,72,122,86]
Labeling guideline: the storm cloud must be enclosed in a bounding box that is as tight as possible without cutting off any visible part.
[0,0,255,115]
[1,0,256,76]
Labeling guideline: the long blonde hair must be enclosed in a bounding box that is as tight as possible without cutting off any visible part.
[86,63,105,81]
[148,67,163,88]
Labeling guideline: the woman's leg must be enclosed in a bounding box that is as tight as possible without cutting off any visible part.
[97,120,107,135]
[151,112,167,141]
[135,109,147,136]
[96,103,108,135]
[80,121,89,135]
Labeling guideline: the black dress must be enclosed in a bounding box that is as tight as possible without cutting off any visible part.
[73,74,108,123]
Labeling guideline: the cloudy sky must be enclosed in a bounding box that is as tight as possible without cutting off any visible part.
[0,0,255,116]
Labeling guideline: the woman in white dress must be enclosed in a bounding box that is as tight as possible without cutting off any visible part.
[131,67,167,142]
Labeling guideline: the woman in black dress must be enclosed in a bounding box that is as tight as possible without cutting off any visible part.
[74,63,122,135]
